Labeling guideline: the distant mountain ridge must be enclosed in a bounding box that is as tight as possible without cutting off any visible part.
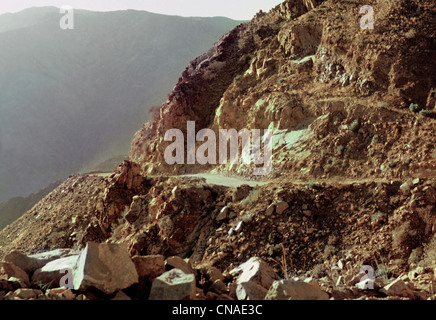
[0,7,242,202]
[0,154,126,230]
[0,179,63,231]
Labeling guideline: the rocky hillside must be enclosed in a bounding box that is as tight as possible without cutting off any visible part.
[0,180,62,231]
[130,0,435,180]
[0,0,435,301]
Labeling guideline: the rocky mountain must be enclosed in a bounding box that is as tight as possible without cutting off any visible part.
[0,7,242,202]
[130,0,436,180]
[0,0,435,301]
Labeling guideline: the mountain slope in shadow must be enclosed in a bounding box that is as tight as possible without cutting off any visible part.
[0,7,242,202]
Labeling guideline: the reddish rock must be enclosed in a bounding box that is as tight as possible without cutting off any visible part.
[166,256,195,275]
[132,255,165,281]
[0,261,29,286]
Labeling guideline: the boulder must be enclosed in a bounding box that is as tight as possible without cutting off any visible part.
[165,256,195,275]
[31,255,78,288]
[265,280,329,300]
[73,242,138,294]
[230,257,279,289]
[0,261,30,285]
[149,268,196,300]
[5,249,79,274]
[379,278,414,298]
[236,281,268,300]
[132,255,165,281]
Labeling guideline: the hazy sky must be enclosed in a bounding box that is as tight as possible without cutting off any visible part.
[0,0,285,20]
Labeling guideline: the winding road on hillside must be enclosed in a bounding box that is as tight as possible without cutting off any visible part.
[179,173,270,187]
[90,169,436,189]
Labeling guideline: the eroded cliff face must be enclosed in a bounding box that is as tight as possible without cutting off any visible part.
[129,0,327,175]
[130,0,435,181]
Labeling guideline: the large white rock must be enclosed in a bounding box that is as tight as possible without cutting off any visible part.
[265,279,329,300]
[5,249,78,274]
[230,257,279,289]
[73,242,138,294]
[31,255,79,288]
[149,268,196,300]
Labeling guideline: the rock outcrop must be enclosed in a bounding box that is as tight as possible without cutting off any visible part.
[129,0,435,182]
